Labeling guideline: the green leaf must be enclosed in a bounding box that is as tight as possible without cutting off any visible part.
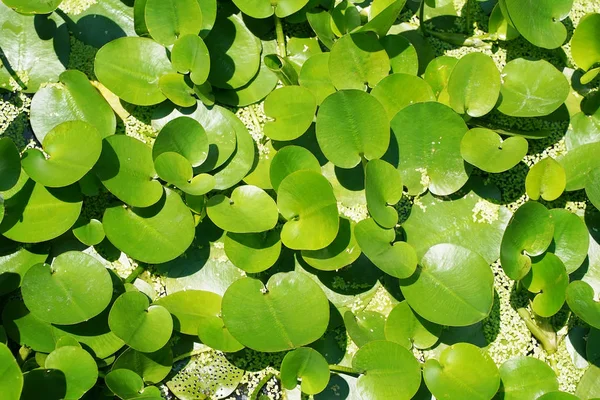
[263,86,317,141]
[222,271,329,352]
[365,159,402,229]
[391,102,470,196]
[223,231,282,273]
[105,369,163,400]
[0,138,21,191]
[537,392,581,400]
[30,70,116,142]
[301,216,361,271]
[352,340,422,400]
[330,0,361,37]
[488,3,519,41]
[423,343,500,400]
[154,289,221,335]
[22,121,103,188]
[232,0,309,18]
[158,73,196,107]
[576,365,600,399]
[197,314,244,352]
[280,347,330,394]
[298,53,336,105]
[344,310,386,347]
[424,55,458,99]
[108,291,173,353]
[316,90,390,169]
[572,13,600,77]
[21,369,67,400]
[45,346,98,400]
[2,300,56,352]
[207,185,278,233]
[277,170,339,250]
[306,10,336,49]
[269,145,321,192]
[1,0,62,13]
[498,356,559,399]
[497,59,570,117]
[371,73,436,120]
[525,157,566,201]
[560,142,600,191]
[522,253,568,317]
[171,34,211,85]
[460,128,528,173]
[154,152,215,195]
[103,189,195,264]
[0,342,22,400]
[549,209,589,274]
[0,243,48,296]
[113,346,173,385]
[145,0,202,46]
[381,34,419,76]
[586,168,600,212]
[328,31,390,90]
[359,0,408,37]
[212,115,256,190]
[566,280,600,329]
[22,251,113,325]
[400,243,494,326]
[385,301,441,349]
[72,217,105,246]
[197,0,216,37]
[152,115,210,165]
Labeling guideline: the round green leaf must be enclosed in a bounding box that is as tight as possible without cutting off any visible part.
[269,145,321,192]
[264,86,317,141]
[424,343,500,400]
[103,189,195,264]
[22,121,102,188]
[448,52,501,117]
[2,0,62,13]
[154,289,221,335]
[344,310,386,347]
[153,116,209,168]
[94,37,175,106]
[232,0,309,18]
[0,342,22,400]
[381,34,418,76]
[301,216,361,271]
[154,152,215,196]
[497,59,570,117]
[424,55,458,99]
[352,340,421,400]
[488,3,519,41]
[371,73,436,120]
[0,243,48,296]
[400,243,494,326]
[105,369,162,400]
[566,280,600,330]
[30,70,116,142]
[145,0,202,46]
[108,291,173,353]
[586,168,600,212]
[500,201,554,280]
[22,251,112,325]
[212,115,256,190]
[45,346,98,400]
[559,142,600,191]
[549,209,589,274]
[171,34,211,85]
[385,301,441,349]
[316,90,390,169]
[365,159,402,229]
[197,315,244,353]
[538,392,581,400]
[221,271,330,352]
[281,347,330,395]
[277,170,339,250]
[72,218,105,247]
[329,31,390,90]
[498,356,559,400]
[0,138,21,191]
[2,300,56,352]
[94,135,163,208]
[207,185,278,233]
[298,53,336,106]
[391,102,470,196]
[572,13,600,75]
[522,253,568,317]
[113,346,173,385]
[223,231,282,273]
[460,128,528,173]
[525,157,566,201]
[158,73,196,107]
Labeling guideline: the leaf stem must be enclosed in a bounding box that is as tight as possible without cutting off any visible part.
[250,372,275,400]
[124,264,146,284]
[419,0,427,36]
[329,364,361,376]
[517,308,558,354]
[274,15,286,57]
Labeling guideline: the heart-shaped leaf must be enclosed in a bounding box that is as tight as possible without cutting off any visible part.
[0,243,48,296]
[298,53,336,105]
[113,346,173,384]
[423,343,500,400]
[223,231,282,273]
[280,347,330,395]
[497,59,570,117]
[103,189,195,264]
[154,289,221,335]
[385,301,441,349]
[269,145,321,192]
[0,138,21,191]
[391,102,470,196]
[316,90,390,169]
[72,218,105,247]
[526,157,566,201]
[400,243,494,326]
[424,56,459,99]
[158,73,196,107]
[212,115,256,190]
[498,356,559,399]
[500,201,554,281]
[549,209,589,273]
[301,216,361,271]
[522,253,568,317]
[154,152,215,195]
[22,121,102,188]
[352,340,422,400]
[277,170,339,250]
[108,291,173,353]
[22,251,112,325]
[2,0,62,13]
[207,185,278,233]
[572,13,600,82]
[381,34,419,76]
[460,128,528,173]
[566,280,600,330]
[105,369,163,400]
[371,73,436,120]
[0,342,22,400]
[344,310,386,347]
[365,159,402,229]
[232,0,309,18]
[221,271,329,352]
[197,315,244,353]
[95,37,175,106]
[263,86,317,141]
[45,346,98,400]
[145,0,202,46]
[171,34,211,85]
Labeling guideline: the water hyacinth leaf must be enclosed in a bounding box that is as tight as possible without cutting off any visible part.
[498,356,559,399]
[105,369,162,400]
[355,218,417,279]
[572,13,600,79]
[0,244,48,296]
[380,34,419,76]
[0,342,22,399]
[316,90,390,169]
[270,145,321,192]
[72,218,105,246]
[264,86,317,141]
[194,81,215,106]
[212,117,256,190]
[94,37,175,106]
[371,73,436,120]
[94,135,163,208]
[500,201,554,281]
[549,209,589,274]
[22,121,102,188]
[500,0,573,49]
[497,59,570,117]
[525,157,566,201]
[45,346,98,400]
[287,37,322,72]
[205,14,261,89]
[243,139,276,190]
[447,52,500,117]
[352,340,422,400]
[460,128,528,173]
[154,290,221,335]
[277,170,339,250]
[329,31,390,90]
[400,243,494,326]
[559,142,600,191]
[424,55,459,99]
[154,152,215,196]
[171,34,210,85]
[344,310,386,347]
[586,168,600,211]
[158,73,196,107]
[145,0,202,46]
[109,291,173,353]
[30,70,116,142]
[566,281,600,329]
[2,0,62,13]
[0,138,20,191]
[330,0,361,37]
[207,185,278,233]
[423,343,500,400]
[391,102,470,196]
[301,216,361,271]
[306,9,336,49]
[223,231,282,273]
[365,159,402,229]
[113,346,173,384]
[197,314,244,352]
[576,365,600,398]
[298,53,336,106]
[522,253,568,317]
[222,272,330,352]
[488,3,519,41]
[280,347,330,394]
[22,251,112,325]
[153,117,209,168]
[385,301,441,349]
